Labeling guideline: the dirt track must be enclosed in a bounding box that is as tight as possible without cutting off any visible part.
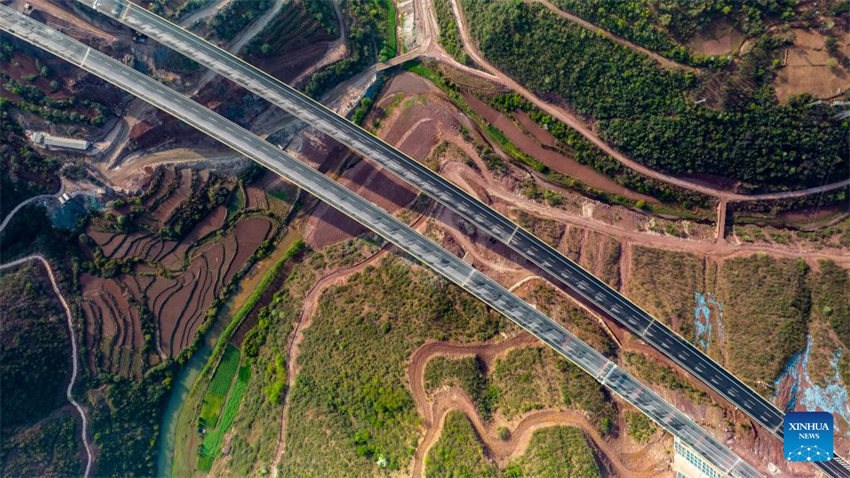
[406,334,670,477]
[0,255,93,478]
[270,246,390,476]
[439,160,850,267]
[271,204,435,476]
[533,0,698,73]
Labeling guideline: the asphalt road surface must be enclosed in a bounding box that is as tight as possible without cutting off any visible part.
[0,6,763,477]
[69,2,849,477]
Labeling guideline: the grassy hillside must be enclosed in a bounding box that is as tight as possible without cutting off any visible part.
[426,411,496,477]
[280,255,505,475]
[505,425,601,477]
[714,255,810,391]
[625,246,705,336]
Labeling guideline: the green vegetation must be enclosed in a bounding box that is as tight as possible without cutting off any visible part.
[550,0,796,64]
[1,74,107,126]
[247,0,338,59]
[425,411,496,477]
[811,261,850,350]
[490,347,560,419]
[220,240,379,476]
[511,209,564,248]
[434,0,470,64]
[407,62,711,217]
[238,238,307,356]
[504,426,600,478]
[208,0,274,41]
[499,348,615,431]
[379,0,398,61]
[161,175,230,240]
[487,92,712,214]
[714,255,810,390]
[199,345,241,428]
[524,284,617,357]
[1,412,82,477]
[225,185,245,221]
[625,351,710,405]
[425,416,601,478]
[625,411,657,444]
[460,0,848,192]
[304,0,338,35]
[198,365,251,471]
[89,363,175,476]
[0,262,71,429]
[281,255,505,476]
[305,0,395,97]
[422,345,614,431]
[810,261,850,385]
[424,356,498,419]
[169,235,305,477]
[0,103,59,218]
[0,198,173,476]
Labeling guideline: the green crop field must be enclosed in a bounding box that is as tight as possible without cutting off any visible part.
[199,345,241,428]
[198,365,251,471]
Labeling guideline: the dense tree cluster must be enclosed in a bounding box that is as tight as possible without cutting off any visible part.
[0,266,71,428]
[89,365,175,476]
[208,0,274,42]
[552,0,798,64]
[304,0,394,97]
[461,0,849,191]
[434,0,470,65]
[304,0,338,35]
[0,104,60,217]
[2,74,107,126]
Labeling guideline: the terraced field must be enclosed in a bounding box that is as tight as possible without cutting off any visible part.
[80,167,288,377]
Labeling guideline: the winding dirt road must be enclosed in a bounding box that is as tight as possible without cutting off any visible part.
[406,335,668,477]
[271,202,435,476]
[0,181,64,235]
[0,255,93,478]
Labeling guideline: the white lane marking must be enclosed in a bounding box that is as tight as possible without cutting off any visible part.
[639,319,652,337]
[506,225,519,244]
[120,2,131,21]
[79,47,91,67]
[727,456,742,474]
[92,0,100,9]
[461,269,476,287]
[598,363,616,384]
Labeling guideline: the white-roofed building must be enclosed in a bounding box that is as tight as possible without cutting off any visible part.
[26,130,90,151]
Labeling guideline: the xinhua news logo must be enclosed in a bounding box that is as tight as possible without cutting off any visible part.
[784,411,834,462]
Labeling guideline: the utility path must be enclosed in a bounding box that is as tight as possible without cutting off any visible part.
[533,0,698,73]
[0,254,92,478]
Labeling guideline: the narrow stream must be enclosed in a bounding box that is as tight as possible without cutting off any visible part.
[155,228,298,477]
[155,311,226,478]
